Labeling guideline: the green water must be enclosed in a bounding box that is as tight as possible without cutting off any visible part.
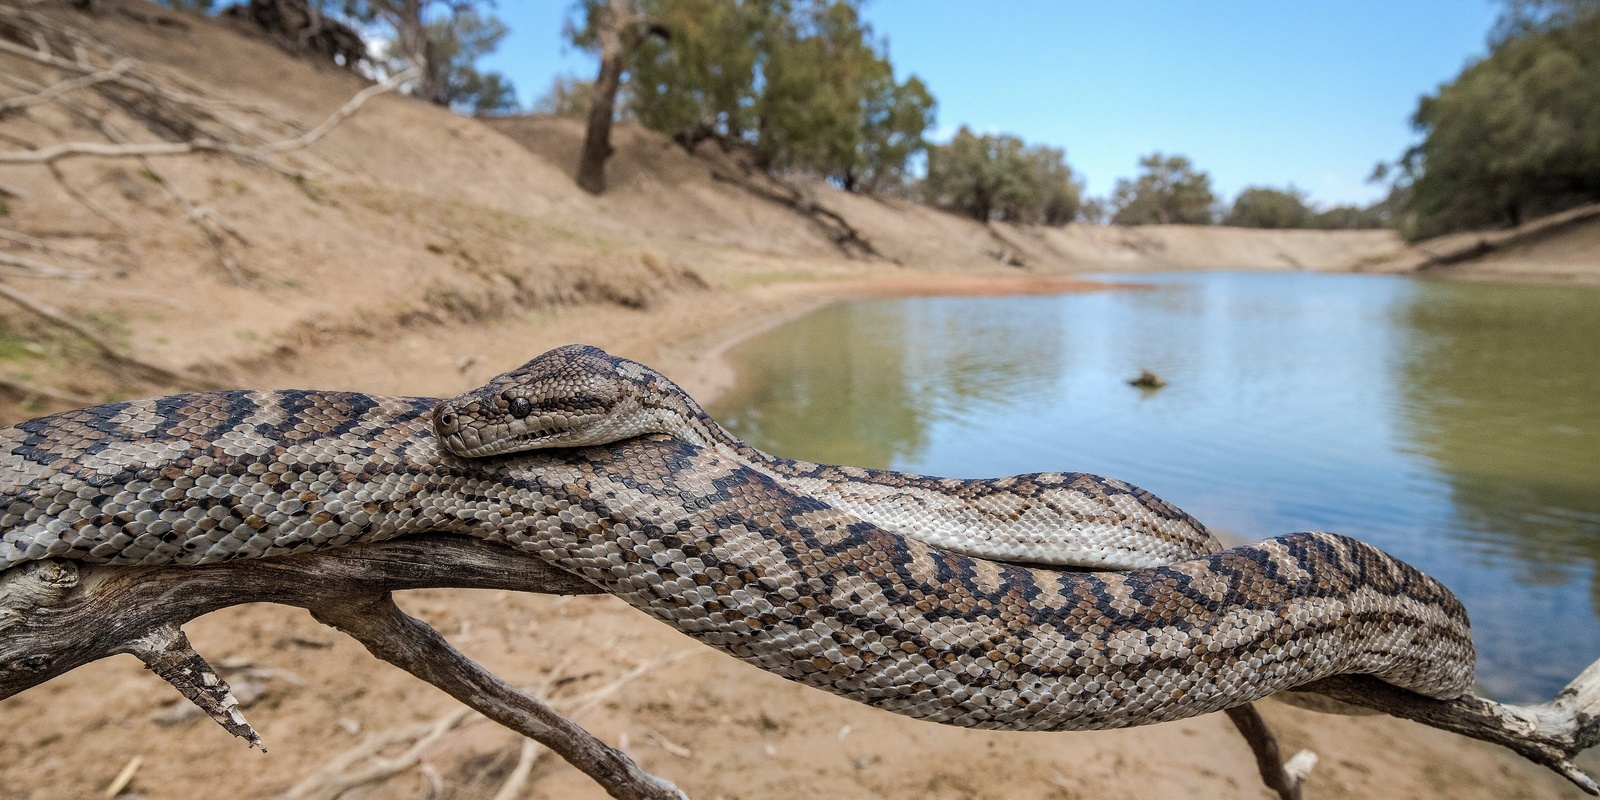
[710,272,1600,703]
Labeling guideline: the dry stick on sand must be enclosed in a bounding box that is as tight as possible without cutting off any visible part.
[288,649,698,800]
[0,374,95,405]
[0,279,217,389]
[282,658,577,800]
[0,57,131,115]
[4,64,257,284]
[0,249,97,279]
[3,535,1600,797]
[0,226,105,266]
[0,63,419,168]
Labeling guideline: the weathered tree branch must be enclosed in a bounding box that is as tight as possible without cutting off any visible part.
[2,533,1598,796]
[0,66,417,167]
[1302,670,1600,793]
[0,57,131,115]
[258,66,419,154]
[312,593,687,800]
[1225,704,1316,800]
[0,226,105,266]
[0,534,685,800]
[0,249,97,279]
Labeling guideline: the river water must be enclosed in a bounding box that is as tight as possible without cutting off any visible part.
[709,272,1600,703]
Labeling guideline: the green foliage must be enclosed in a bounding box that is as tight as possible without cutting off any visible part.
[1396,5,1600,238]
[575,0,935,193]
[1110,153,1216,225]
[1078,197,1109,224]
[922,127,1083,225]
[1226,185,1391,229]
[330,0,516,110]
[534,74,597,117]
[1492,0,1600,40]
[1310,203,1389,230]
[426,7,519,113]
[1225,186,1312,228]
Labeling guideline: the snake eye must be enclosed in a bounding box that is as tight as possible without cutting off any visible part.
[509,397,533,418]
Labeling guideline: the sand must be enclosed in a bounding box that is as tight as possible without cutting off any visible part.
[1,2,1598,798]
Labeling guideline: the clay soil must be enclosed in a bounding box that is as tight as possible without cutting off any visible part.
[1,3,1598,799]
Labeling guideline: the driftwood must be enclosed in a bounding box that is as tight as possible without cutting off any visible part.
[3,533,1599,797]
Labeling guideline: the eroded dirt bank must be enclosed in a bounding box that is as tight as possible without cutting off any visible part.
[1,2,1597,798]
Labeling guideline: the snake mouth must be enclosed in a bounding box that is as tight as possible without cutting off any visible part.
[448,426,572,458]
[446,410,617,457]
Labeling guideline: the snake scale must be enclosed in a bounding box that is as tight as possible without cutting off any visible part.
[0,345,1475,731]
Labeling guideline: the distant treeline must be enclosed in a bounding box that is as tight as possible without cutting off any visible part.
[186,0,1599,237]
[1383,0,1600,239]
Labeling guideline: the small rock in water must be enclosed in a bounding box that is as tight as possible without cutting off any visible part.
[1128,370,1167,390]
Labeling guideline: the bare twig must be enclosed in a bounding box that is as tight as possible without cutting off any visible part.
[46,161,128,232]
[491,739,542,800]
[281,706,475,800]
[295,657,573,800]
[142,158,250,286]
[0,374,94,406]
[126,624,262,749]
[101,754,143,799]
[0,67,418,167]
[259,66,419,153]
[80,112,251,285]
[0,57,131,115]
[1304,670,1600,794]
[313,593,687,800]
[0,249,96,278]
[0,226,104,265]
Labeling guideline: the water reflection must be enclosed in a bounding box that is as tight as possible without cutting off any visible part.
[716,298,1067,468]
[1399,281,1600,600]
[712,272,1600,703]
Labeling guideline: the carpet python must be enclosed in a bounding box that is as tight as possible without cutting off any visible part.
[434,345,1222,570]
[0,348,1474,730]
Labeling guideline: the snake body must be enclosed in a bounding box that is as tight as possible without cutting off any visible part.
[433,345,1222,570]
[0,354,1476,730]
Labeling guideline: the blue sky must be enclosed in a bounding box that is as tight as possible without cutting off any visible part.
[479,2,1500,207]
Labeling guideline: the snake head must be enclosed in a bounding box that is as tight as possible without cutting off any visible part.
[434,344,659,457]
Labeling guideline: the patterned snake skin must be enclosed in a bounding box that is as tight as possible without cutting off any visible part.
[434,346,1222,570]
[0,352,1476,730]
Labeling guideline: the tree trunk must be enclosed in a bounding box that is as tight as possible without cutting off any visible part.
[576,0,631,195]
[373,0,442,105]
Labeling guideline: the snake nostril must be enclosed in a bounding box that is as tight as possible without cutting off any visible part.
[437,411,456,429]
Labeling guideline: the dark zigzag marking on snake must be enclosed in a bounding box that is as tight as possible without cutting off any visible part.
[602,444,1471,684]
